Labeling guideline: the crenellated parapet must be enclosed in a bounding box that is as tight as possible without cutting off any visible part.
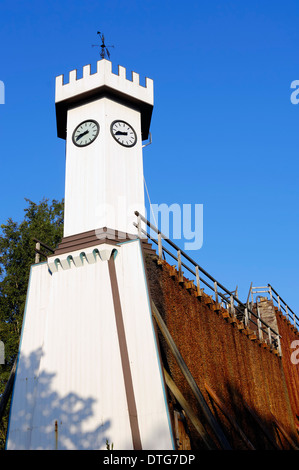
[55,59,153,106]
[55,59,154,140]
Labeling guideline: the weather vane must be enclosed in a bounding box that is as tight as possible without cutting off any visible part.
[92,31,114,59]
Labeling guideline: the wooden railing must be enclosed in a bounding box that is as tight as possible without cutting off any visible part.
[250,284,299,330]
[33,238,54,263]
[134,211,282,355]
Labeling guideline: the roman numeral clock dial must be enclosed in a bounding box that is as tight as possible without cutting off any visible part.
[72,119,100,147]
[111,120,137,147]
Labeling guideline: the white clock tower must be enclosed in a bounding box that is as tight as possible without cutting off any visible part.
[6,60,175,450]
[56,59,153,238]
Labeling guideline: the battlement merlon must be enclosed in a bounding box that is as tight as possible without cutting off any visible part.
[55,59,154,141]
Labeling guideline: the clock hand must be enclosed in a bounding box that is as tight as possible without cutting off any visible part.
[76,130,89,141]
[115,131,128,136]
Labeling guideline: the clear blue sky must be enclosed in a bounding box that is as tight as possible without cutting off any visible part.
[0,0,298,313]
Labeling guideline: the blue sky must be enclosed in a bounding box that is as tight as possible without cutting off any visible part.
[0,0,298,313]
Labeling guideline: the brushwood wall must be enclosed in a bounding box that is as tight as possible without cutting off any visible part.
[275,309,299,432]
[145,255,299,450]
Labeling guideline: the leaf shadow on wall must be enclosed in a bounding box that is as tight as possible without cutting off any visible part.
[7,347,111,450]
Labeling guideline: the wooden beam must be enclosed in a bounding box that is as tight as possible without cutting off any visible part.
[204,382,255,450]
[0,358,17,424]
[164,368,216,450]
[151,301,231,450]
[173,409,191,450]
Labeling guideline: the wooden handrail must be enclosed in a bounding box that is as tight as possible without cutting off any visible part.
[135,212,281,354]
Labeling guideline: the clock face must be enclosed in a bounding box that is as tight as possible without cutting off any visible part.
[111,120,137,147]
[72,120,100,147]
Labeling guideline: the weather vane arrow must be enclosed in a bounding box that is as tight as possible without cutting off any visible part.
[92,31,114,59]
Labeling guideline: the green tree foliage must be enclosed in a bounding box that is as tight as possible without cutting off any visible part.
[0,198,64,448]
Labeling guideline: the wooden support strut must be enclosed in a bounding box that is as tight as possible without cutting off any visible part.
[0,358,17,424]
[204,382,255,450]
[151,301,232,450]
[164,369,216,450]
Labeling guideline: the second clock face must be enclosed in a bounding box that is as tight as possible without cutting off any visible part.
[111,120,137,147]
[72,120,100,147]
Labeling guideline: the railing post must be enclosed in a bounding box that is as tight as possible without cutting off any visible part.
[277,295,281,311]
[177,250,183,282]
[256,302,263,341]
[35,242,40,264]
[158,233,163,260]
[230,295,235,317]
[244,306,249,327]
[137,214,142,238]
[277,335,282,357]
[195,266,201,296]
[268,285,273,301]
[285,305,289,321]
[214,281,219,305]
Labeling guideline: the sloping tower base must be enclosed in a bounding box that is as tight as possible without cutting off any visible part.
[6,236,174,450]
